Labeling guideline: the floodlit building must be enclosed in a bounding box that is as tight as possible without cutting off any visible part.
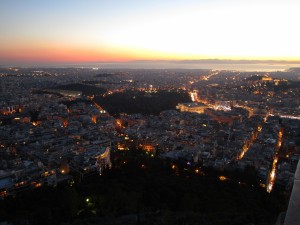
[176,102,208,114]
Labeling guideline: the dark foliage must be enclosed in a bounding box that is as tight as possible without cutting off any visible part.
[59,99,93,108]
[94,73,114,78]
[94,90,191,116]
[0,151,287,225]
[31,90,63,97]
[54,83,106,96]
[29,110,39,122]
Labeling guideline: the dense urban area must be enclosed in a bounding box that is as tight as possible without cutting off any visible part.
[0,67,300,225]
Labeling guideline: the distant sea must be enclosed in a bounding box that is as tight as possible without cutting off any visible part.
[67,62,300,72]
[3,61,300,71]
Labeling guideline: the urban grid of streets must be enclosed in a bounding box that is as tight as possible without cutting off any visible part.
[0,67,300,198]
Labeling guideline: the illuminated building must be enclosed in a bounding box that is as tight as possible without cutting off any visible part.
[71,144,112,177]
[44,89,82,98]
[95,147,112,175]
[176,102,208,114]
[261,76,273,81]
[204,108,241,125]
[143,144,155,152]
[140,139,156,154]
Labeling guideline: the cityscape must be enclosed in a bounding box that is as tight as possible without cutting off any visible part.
[1,0,300,225]
[0,67,299,224]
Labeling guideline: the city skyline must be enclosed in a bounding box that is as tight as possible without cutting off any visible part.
[1,0,300,67]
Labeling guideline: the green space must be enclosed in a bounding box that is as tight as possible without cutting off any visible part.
[94,90,191,116]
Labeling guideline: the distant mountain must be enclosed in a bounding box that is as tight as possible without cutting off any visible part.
[287,67,300,73]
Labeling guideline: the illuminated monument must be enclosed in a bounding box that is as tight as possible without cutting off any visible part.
[176,102,208,114]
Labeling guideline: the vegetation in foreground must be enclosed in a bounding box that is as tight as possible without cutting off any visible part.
[0,150,288,225]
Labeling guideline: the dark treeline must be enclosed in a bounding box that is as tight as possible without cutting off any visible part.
[0,150,288,225]
[31,90,64,97]
[59,99,93,108]
[54,83,106,96]
[94,90,191,116]
[94,73,115,78]
[82,80,120,85]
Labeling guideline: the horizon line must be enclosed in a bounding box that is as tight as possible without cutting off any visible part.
[2,58,300,67]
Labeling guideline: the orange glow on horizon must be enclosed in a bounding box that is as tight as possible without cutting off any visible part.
[1,1,300,65]
[1,41,300,64]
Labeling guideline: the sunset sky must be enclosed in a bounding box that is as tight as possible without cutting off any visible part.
[0,0,299,66]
